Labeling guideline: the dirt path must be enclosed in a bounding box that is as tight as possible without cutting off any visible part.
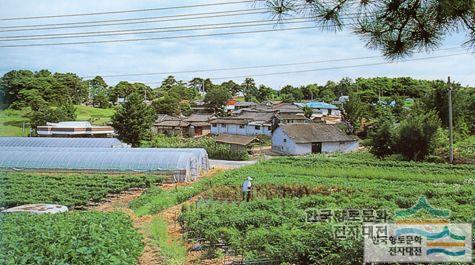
[92,168,225,265]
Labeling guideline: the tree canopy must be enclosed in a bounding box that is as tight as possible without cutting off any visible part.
[263,0,475,58]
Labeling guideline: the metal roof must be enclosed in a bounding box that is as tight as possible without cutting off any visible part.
[0,137,124,148]
[295,101,339,110]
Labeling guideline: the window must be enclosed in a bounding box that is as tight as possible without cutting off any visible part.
[212,124,217,128]
[283,139,287,143]
[255,125,260,130]
[239,125,245,129]
[221,124,226,128]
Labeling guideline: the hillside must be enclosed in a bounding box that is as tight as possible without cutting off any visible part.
[0,105,115,137]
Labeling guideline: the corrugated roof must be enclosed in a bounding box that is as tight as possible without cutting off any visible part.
[215,134,258,146]
[280,124,358,143]
[295,101,339,110]
[278,113,309,120]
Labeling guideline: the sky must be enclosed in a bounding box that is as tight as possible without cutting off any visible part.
[1,0,475,89]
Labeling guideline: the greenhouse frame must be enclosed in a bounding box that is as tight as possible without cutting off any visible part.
[0,137,125,148]
[0,147,203,182]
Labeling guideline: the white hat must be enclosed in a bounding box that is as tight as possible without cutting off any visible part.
[247,176,252,180]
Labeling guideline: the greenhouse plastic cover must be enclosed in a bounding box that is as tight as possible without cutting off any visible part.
[0,146,209,171]
[0,137,124,148]
[0,147,201,181]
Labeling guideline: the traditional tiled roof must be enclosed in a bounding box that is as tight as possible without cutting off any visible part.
[279,123,358,143]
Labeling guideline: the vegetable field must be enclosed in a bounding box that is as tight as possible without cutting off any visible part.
[0,172,164,208]
[0,212,143,265]
[176,153,475,264]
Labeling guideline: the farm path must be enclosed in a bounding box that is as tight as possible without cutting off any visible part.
[93,167,226,265]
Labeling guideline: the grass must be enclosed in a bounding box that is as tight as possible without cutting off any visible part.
[75,105,115,125]
[0,108,29,136]
[147,217,186,265]
[0,105,115,136]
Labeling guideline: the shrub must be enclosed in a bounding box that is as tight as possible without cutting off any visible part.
[150,135,249,161]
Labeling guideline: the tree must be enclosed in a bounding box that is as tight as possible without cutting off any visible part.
[112,93,154,147]
[280,85,303,101]
[396,109,441,161]
[221,80,242,96]
[241,78,258,101]
[88,76,110,108]
[257,85,274,102]
[0,70,34,106]
[204,86,231,114]
[93,90,111,109]
[342,93,367,132]
[29,103,77,133]
[160,75,178,90]
[302,105,313,118]
[54,73,88,104]
[368,109,397,158]
[263,0,475,58]
[152,95,180,116]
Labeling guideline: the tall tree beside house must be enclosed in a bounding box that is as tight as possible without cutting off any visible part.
[302,105,313,119]
[29,103,77,134]
[241,77,259,101]
[112,93,154,147]
[151,94,180,116]
[396,109,441,161]
[368,108,397,158]
[342,93,367,133]
[204,86,231,114]
[263,0,475,58]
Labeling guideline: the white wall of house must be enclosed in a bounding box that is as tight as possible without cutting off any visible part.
[272,127,359,155]
[272,127,311,155]
[211,123,271,136]
[321,141,358,153]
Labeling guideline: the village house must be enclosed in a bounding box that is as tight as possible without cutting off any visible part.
[153,114,189,136]
[37,121,115,138]
[183,114,213,137]
[210,110,274,136]
[214,133,259,152]
[295,101,341,116]
[272,123,358,155]
[276,113,310,124]
[154,114,213,137]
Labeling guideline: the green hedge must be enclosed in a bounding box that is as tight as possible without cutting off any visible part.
[149,135,249,161]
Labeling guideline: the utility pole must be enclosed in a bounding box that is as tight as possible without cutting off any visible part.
[447,76,454,164]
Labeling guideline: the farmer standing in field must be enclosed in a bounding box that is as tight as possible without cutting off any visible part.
[242,176,252,202]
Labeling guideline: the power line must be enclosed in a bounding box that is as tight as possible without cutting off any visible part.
[0,9,268,32]
[0,18,319,41]
[0,25,334,48]
[124,52,469,84]
[0,0,259,21]
[82,47,464,79]
[208,52,469,80]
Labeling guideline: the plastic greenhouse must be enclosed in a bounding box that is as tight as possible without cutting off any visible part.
[0,137,124,148]
[0,147,201,182]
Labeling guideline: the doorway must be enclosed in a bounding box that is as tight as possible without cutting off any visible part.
[311,142,322,153]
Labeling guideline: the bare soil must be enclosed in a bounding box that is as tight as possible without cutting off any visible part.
[92,168,225,265]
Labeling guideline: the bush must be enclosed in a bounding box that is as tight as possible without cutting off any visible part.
[150,135,249,161]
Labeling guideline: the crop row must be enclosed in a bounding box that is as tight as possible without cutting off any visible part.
[0,172,165,208]
[0,211,143,265]
[177,154,474,263]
